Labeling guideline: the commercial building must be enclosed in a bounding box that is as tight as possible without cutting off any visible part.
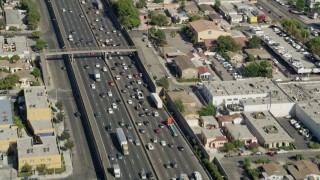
[0,36,30,59]
[287,160,320,180]
[189,19,231,43]
[201,129,228,149]
[5,9,24,30]
[0,98,14,129]
[17,136,62,171]
[24,86,51,121]
[172,55,198,79]
[243,111,294,148]
[199,116,219,129]
[223,124,257,145]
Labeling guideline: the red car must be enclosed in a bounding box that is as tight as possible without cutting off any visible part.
[266,151,276,157]
[133,73,139,78]
[154,128,160,134]
[108,81,115,86]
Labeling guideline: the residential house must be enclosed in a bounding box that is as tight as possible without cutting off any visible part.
[244,48,272,60]
[17,136,62,171]
[4,0,21,6]
[216,113,244,127]
[229,14,243,24]
[199,116,219,129]
[207,13,223,22]
[287,160,320,180]
[194,0,216,5]
[198,66,213,80]
[184,3,199,13]
[201,129,228,148]
[5,9,24,30]
[173,55,198,79]
[189,19,231,43]
[226,51,244,64]
[261,162,292,180]
[15,70,37,88]
[223,124,258,145]
[198,4,215,15]
[219,3,237,18]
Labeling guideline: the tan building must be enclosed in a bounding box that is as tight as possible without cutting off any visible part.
[17,136,62,171]
[0,127,18,153]
[200,116,219,129]
[173,55,198,79]
[28,120,55,136]
[226,51,244,64]
[262,162,290,180]
[189,19,231,43]
[24,86,52,121]
[201,129,228,149]
[216,113,243,127]
[287,160,320,180]
[223,124,258,145]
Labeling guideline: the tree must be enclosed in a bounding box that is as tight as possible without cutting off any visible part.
[31,80,41,86]
[247,168,259,179]
[187,14,202,22]
[245,62,261,77]
[155,29,167,46]
[0,74,19,90]
[9,26,18,31]
[55,101,63,111]
[248,142,259,150]
[11,55,20,62]
[31,31,42,39]
[14,115,24,131]
[137,0,146,8]
[153,0,163,3]
[177,0,185,12]
[259,60,273,78]
[31,68,41,78]
[306,37,320,56]
[300,29,310,39]
[170,30,177,45]
[224,142,235,152]
[151,14,169,26]
[55,112,65,123]
[114,0,141,29]
[288,0,295,6]
[246,54,256,62]
[310,142,320,149]
[149,26,157,36]
[232,140,245,148]
[213,36,241,53]
[197,104,217,116]
[60,130,71,140]
[296,154,303,160]
[64,140,74,151]
[35,39,46,51]
[156,77,169,89]
[296,0,306,12]
[21,163,32,173]
[214,0,221,10]
[173,99,185,113]
[248,35,261,49]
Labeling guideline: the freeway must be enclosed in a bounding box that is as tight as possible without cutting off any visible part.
[52,0,154,179]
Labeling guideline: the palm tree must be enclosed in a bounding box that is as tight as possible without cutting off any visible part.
[170,30,177,46]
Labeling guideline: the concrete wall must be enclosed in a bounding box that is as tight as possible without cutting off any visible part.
[295,105,320,141]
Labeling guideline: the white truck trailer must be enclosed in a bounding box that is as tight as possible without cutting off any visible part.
[116,128,129,155]
[94,69,101,82]
[113,164,121,178]
[151,93,163,109]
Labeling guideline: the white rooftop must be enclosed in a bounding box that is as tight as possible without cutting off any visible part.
[0,127,18,141]
[297,102,320,124]
[29,120,54,132]
[24,86,49,109]
[0,98,14,125]
[202,128,224,138]
[0,36,29,55]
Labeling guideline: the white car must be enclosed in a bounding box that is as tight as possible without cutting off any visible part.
[137,80,142,84]
[136,121,142,126]
[112,103,117,109]
[81,0,85,4]
[147,143,154,150]
[153,111,159,117]
[121,62,126,66]
[102,67,108,72]
[107,91,112,97]
[95,19,99,22]
[160,140,166,146]
[115,75,121,80]
[127,75,132,79]
[123,66,128,70]
[119,56,124,60]
[128,99,133,104]
[91,84,96,89]
[95,64,100,68]
[108,108,113,114]
[62,8,66,12]
[116,52,120,54]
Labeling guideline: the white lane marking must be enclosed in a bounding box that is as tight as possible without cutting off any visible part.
[137,154,139,159]
[124,159,126,165]
[128,173,131,179]
[110,145,114,150]
[185,164,189,169]
[165,172,168,177]
[131,159,134,165]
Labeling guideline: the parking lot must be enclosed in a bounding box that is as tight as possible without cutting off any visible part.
[276,117,309,149]
[210,56,234,81]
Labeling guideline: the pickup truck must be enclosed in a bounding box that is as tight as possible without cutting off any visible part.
[276,149,288,154]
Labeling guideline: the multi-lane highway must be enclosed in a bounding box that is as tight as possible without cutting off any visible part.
[51,0,210,179]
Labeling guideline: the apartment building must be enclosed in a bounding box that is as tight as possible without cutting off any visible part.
[17,136,62,171]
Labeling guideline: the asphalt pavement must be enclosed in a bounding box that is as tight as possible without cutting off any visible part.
[39,0,98,179]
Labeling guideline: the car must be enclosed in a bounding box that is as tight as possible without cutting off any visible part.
[105,125,112,132]
[74,112,81,117]
[133,87,139,92]
[116,99,122,104]
[128,64,133,68]
[102,67,108,72]
[108,81,115,86]
[70,30,76,34]
[147,143,154,150]
[158,124,164,128]
[120,71,125,75]
[127,136,133,142]
[94,112,101,118]
[100,92,106,98]
[131,94,136,98]
[140,171,147,179]
[160,140,166,146]
[133,138,140,146]
[62,8,66,12]
[84,65,89,69]
[133,73,139,78]
[123,66,128,70]
[79,38,84,42]
[164,163,171,169]
[126,84,131,88]
[79,14,84,17]
[139,128,146,133]
[143,121,150,126]
[168,143,174,148]
[153,111,159,117]
[126,124,133,129]
[178,146,184,151]
[127,74,132,79]
[119,56,124,60]
[75,42,80,46]
[147,172,154,179]
[115,75,120,80]
[94,18,99,22]
[139,100,145,105]
[154,128,160,134]
[170,162,177,168]
[95,64,100,68]
[266,151,276,157]
[252,151,262,155]
[145,112,151,116]
[118,121,124,126]
[121,89,127,93]
[108,108,113,114]
[143,107,149,111]
[61,67,66,70]
[151,137,157,143]
[91,84,96,89]
[128,100,133,104]
[117,153,123,159]
[112,103,117,109]
[108,154,115,161]
[137,80,142,84]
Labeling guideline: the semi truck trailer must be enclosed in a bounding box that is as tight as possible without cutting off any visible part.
[116,128,129,155]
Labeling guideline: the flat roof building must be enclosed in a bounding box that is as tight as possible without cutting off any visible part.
[223,124,258,145]
[201,129,228,149]
[0,36,30,58]
[17,136,62,171]
[0,127,18,153]
[28,120,55,137]
[243,111,294,148]
[0,98,14,128]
